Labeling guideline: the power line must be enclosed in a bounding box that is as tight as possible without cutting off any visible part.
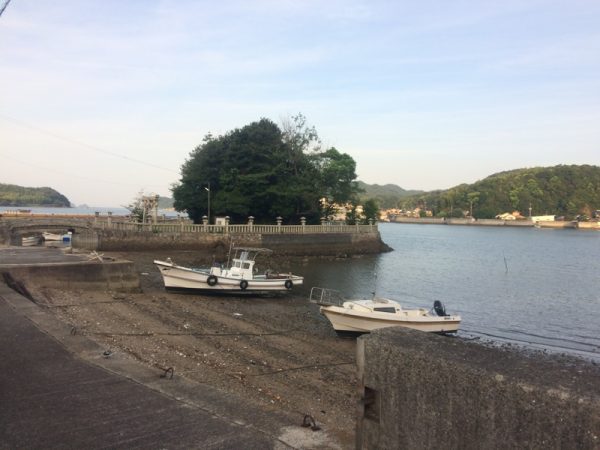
[0,0,11,18]
[0,113,179,174]
[0,151,170,189]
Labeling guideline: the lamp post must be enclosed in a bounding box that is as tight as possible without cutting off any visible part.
[205,182,211,225]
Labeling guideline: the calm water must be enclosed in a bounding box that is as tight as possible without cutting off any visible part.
[292,223,600,361]
[0,206,178,217]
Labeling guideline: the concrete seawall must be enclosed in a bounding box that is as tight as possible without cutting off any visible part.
[1,259,141,293]
[390,217,598,229]
[76,229,391,256]
[356,328,600,449]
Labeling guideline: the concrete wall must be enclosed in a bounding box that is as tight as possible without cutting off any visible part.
[356,328,600,450]
[578,221,600,230]
[90,230,390,256]
[2,260,141,293]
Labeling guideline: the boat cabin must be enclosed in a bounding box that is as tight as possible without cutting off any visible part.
[210,247,272,280]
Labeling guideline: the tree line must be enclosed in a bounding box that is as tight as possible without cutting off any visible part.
[399,165,600,219]
[0,183,71,207]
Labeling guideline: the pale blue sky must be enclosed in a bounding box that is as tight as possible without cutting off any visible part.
[1,0,599,206]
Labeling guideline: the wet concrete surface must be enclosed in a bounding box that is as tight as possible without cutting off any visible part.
[0,285,281,449]
[0,246,89,267]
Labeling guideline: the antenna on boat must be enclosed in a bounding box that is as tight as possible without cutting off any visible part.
[372,271,377,299]
[226,241,234,268]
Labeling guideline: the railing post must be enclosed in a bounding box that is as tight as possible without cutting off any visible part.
[301,216,306,234]
[202,215,208,232]
[248,216,254,233]
[369,218,374,232]
[320,217,326,232]
[94,211,99,227]
[225,216,230,234]
[276,216,282,233]
[179,215,184,233]
[107,211,112,228]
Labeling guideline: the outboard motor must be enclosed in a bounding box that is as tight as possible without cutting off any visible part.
[433,300,448,317]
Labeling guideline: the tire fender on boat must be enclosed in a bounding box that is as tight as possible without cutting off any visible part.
[240,280,248,290]
[207,275,218,286]
[285,279,293,290]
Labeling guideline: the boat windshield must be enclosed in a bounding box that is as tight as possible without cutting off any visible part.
[373,307,396,313]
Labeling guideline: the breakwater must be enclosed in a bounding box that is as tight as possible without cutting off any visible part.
[357,327,600,449]
[389,217,599,229]
[0,218,391,256]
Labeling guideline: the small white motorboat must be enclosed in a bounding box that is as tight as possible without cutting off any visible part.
[21,235,40,246]
[310,287,461,335]
[154,247,304,294]
[42,232,63,241]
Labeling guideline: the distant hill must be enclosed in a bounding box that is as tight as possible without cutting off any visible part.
[158,196,174,209]
[357,181,423,209]
[400,165,600,219]
[0,183,71,207]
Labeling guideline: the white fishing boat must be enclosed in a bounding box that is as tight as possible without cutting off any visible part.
[310,287,461,335]
[42,232,63,241]
[21,235,40,246]
[154,247,303,293]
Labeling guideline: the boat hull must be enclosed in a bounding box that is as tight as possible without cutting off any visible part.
[21,236,40,246]
[321,306,460,334]
[42,232,63,241]
[154,260,303,293]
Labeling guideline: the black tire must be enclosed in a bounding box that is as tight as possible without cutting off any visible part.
[240,280,248,290]
[207,275,218,286]
[284,279,293,290]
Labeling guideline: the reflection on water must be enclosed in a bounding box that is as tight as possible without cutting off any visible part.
[291,223,600,361]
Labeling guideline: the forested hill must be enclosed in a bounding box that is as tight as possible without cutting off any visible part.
[400,165,600,219]
[0,183,71,207]
[357,181,423,208]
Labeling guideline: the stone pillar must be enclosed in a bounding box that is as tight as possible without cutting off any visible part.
[225,216,230,234]
[180,215,184,232]
[153,194,159,224]
[369,218,374,231]
[276,216,282,233]
[94,211,99,226]
[248,216,254,232]
[202,215,208,232]
[301,216,306,233]
[107,211,112,227]
[320,217,327,231]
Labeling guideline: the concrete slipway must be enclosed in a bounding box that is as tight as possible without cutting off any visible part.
[0,247,339,449]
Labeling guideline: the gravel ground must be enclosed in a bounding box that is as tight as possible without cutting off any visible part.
[27,250,358,447]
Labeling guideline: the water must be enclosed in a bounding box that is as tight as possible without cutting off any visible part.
[293,223,600,362]
[0,206,179,217]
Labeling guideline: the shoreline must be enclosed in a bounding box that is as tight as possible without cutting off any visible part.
[387,217,600,230]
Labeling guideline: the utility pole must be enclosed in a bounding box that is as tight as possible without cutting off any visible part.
[205,182,211,225]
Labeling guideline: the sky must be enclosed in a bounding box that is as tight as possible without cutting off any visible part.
[1,0,599,207]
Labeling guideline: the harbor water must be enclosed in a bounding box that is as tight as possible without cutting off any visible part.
[294,222,600,362]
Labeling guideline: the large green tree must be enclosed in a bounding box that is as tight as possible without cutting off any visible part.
[172,117,359,223]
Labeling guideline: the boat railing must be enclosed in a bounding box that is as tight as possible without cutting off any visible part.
[309,287,346,307]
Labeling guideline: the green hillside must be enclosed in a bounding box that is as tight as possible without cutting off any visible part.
[357,181,423,209]
[0,183,71,207]
[400,165,600,219]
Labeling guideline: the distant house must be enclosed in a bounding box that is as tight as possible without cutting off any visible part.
[496,211,527,221]
[531,215,555,222]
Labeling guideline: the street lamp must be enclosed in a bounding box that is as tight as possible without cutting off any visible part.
[205,182,211,225]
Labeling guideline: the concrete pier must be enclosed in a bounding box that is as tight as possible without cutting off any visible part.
[356,327,600,449]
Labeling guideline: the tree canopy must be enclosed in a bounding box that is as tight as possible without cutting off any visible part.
[172,116,359,224]
[0,183,70,207]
